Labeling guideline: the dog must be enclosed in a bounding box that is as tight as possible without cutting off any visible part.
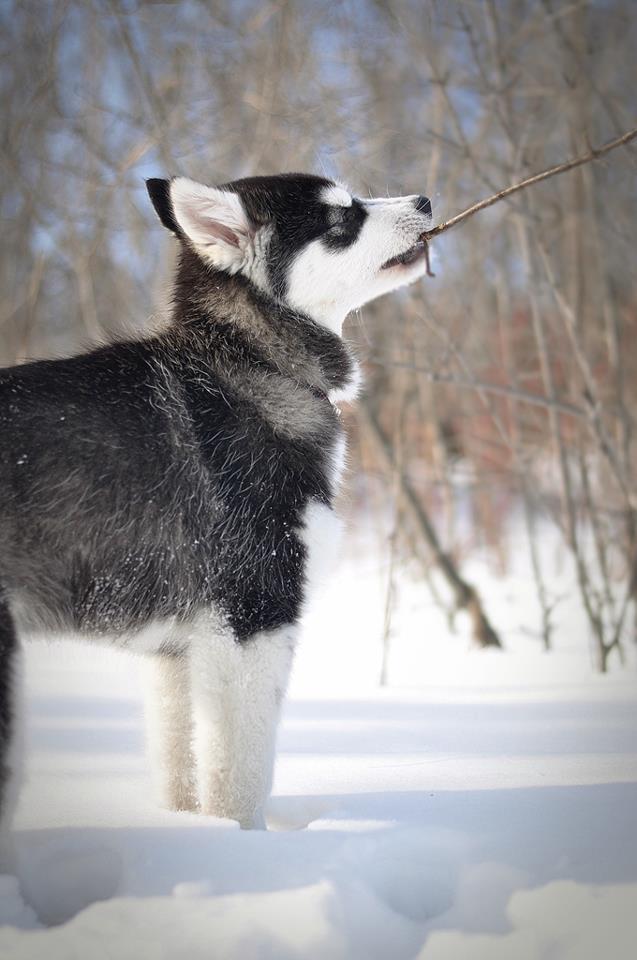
[0,172,433,857]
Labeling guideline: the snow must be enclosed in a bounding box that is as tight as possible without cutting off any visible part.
[1,523,636,958]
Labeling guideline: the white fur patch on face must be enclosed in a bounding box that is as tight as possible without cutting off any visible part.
[286,193,433,333]
[320,185,353,208]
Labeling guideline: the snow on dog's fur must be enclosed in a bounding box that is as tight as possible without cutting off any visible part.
[0,172,433,846]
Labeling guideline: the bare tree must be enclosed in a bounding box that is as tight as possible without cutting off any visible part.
[2,0,636,670]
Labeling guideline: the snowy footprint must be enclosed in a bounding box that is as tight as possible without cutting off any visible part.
[0,875,41,930]
[18,836,122,925]
[330,828,465,925]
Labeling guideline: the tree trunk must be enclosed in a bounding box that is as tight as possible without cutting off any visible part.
[359,400,502,650]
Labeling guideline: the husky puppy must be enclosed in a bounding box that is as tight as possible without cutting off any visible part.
[0,173,432,849]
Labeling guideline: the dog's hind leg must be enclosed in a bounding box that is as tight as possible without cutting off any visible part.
[0,592,24,871]
[143,653,198,812]
[189,622,296,829]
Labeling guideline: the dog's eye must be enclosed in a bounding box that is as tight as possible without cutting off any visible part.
[325,201,365,232]
[325,206,355,231]
[320,201,367,250]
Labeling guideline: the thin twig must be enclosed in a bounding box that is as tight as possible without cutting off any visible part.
[423,127,637,240]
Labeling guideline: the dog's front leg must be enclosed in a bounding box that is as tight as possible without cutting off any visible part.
[189,624,296,829]
[143,653,198,812]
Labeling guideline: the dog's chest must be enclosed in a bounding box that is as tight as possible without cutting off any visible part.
[172,379,346,637]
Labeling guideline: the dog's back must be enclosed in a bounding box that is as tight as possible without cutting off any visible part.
[0,338,200,640]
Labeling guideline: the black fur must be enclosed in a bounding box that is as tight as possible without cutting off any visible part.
[146,178,181,236]
[321,200,368,251]
[0,279,353,644]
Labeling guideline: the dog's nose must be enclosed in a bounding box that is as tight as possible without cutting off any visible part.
[414,195,432,215]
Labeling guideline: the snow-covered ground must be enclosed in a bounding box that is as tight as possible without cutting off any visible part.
[1,522,636,959]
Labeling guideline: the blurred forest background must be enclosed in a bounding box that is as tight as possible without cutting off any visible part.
[1,0,636,672]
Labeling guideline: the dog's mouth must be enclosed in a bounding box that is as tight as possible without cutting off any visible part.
[381,236,434,276]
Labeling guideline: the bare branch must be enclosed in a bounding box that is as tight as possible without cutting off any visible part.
[424,127,637,240]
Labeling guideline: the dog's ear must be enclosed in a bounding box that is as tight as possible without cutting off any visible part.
[152,177,254,271]
[147,177,255,270]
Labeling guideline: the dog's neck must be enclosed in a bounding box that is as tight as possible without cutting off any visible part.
[166,245,360,404]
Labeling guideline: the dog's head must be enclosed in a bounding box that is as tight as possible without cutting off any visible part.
[147,173,433,333]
